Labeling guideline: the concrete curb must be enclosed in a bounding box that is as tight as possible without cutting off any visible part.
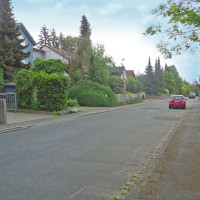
[0,99,160,134]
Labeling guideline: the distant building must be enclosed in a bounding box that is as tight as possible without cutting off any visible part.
[108,66,128,80]
[16,23,36,65]
[126,70,135,78]
[33,45,70,64]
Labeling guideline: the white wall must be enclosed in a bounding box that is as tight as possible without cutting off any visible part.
[41,46,68,64]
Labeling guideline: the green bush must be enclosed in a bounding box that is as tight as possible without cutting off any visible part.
[32,59,67,74]
[15,69,35,109]
[0,68,4,92]
[68,80,117,107]
[66,98,79,108]
[34,72,70,111]
[107,75,125,94]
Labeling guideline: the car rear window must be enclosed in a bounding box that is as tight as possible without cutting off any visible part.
[171,96,183,100]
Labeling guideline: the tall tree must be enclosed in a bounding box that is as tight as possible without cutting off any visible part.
[58,32,65,49]
[50,28,59,48]
[38,25,51,47]
[154,57,164,93]
[79,15,92,38]
[144,57,155,94]
[0,0,30,82]
[144,0,200,58]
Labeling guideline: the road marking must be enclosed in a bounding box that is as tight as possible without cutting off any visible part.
[68,187,85,199]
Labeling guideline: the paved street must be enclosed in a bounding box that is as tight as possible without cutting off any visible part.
[126,98,200,200]
[0,99,194,200]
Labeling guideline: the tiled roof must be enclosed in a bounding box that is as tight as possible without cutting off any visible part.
[42,45,70,60]
[33,48,45,53]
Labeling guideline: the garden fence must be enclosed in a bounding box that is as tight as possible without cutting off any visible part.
[0,93,17,110]
[116,93,141,102]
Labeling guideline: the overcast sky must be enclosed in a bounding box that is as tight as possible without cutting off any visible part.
[12,0,200,83]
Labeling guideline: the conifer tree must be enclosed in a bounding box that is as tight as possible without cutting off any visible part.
[0,0,30,81]
[38,25,51,47]
[79,15,92,39]
[50,28,59,48]
[58,32,65,49]
[154,57,164,94]
[144,57,155,94]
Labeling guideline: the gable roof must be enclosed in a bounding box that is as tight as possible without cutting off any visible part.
[126,70,135,78]
[109,66,126,76]
[33,48,45,53]
[41,45,71,60]
[16,23,36,45]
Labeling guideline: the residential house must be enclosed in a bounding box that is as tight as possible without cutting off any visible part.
[33,45,70,64]
[108,65,128,80]
[16,23,36,65]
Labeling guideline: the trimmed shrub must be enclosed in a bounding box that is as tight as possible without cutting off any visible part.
[34,72,70,111]
[0,68,4,92]
[32,59,67,74]
[15,69,35,109]
[68,80,117,107]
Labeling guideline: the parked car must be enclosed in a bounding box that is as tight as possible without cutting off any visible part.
[169,95,186,109]
[142,92,146,99]
[189,92,196,99]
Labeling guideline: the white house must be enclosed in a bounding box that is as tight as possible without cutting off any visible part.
[33,45,70,64]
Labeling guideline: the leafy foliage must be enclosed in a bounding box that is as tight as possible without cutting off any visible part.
[15,69,35,109]
[107,75,126,94]
[144,0,200,58]
[0,68,4,92]
[87,44,114,85]
[126,77,143,93]
[68,80,117,107]
[34,72,70,111]
[0,0,30,81]
[66,98,79,108]
[32,59,67,74]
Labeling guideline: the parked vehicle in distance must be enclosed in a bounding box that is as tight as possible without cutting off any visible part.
[189,92,196,99]
[142,92,146,99]
[169,95,186,109]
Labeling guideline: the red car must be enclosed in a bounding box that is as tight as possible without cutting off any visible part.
[169,95,186,109]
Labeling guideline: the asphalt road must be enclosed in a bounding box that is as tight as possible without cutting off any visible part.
[0,98,194,200]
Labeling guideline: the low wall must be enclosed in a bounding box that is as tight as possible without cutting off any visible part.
[116,93,140,102]
[0,99,7,124]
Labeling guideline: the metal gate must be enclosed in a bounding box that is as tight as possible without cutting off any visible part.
[0,93,17,110]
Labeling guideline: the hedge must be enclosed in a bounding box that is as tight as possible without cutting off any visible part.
[34,72,70,111]
[68,80,117,107]
[15,69,35,109]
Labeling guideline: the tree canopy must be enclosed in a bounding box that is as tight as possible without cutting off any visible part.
[144,0,200,58]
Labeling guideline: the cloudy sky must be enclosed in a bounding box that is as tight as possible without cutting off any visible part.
[12,0,200,83]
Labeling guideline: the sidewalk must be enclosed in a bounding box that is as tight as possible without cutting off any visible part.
[127,98,200,200]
